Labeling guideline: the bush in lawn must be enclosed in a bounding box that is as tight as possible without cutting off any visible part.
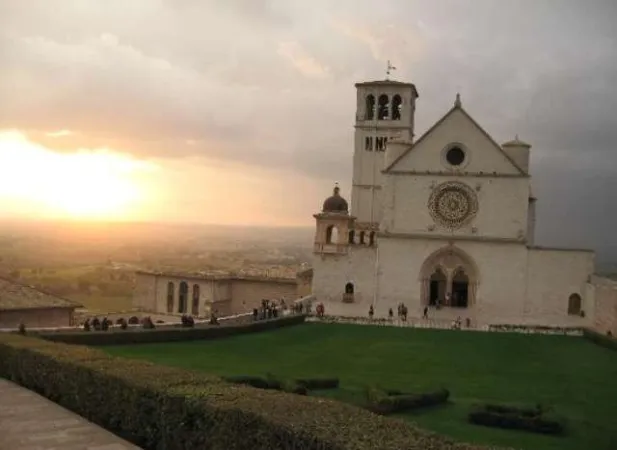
[296,378,339,390]
[364,386,450,415]
[468,403,565,435]
[0,333,496,450]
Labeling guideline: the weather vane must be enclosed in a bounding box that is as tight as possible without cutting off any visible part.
[386,60,397,80]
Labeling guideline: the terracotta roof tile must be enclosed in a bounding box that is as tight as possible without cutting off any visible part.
[0,277,81,311]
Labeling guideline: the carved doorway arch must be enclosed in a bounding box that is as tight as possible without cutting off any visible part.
[419,246,479,307]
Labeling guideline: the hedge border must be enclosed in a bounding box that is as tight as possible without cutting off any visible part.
[30,315,307,346]
[468,403,565,436]
[582,328,617,351]
[0,334,502,450]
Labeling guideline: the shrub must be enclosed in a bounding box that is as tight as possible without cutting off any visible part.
[224,374,308,396]
[468,403,565,435]
[18,323,26,335]
[181,315,195,328]
[35,315,308,346]
[141,317,155,330]
[365,386,450,415]
[0,334,494,450]
[128,316,140,325]
[296,378,340,390]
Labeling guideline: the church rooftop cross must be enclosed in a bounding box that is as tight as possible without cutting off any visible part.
[386,60,397,80]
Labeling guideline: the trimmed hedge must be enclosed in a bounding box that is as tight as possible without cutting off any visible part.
[224,375,339,393]
[365,386,450,415]
[33,315,307,346]
[468,404,565,435]
[583,328,617,351]
[223,374,308,395]
[0,334,502,450]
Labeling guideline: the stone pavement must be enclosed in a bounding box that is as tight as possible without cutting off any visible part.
[0,378,141,450]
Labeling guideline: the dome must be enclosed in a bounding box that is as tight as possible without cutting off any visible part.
[502,135,531,148]
[322,185,349,213]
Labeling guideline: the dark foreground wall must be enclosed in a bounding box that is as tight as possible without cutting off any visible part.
[35,315,306,346]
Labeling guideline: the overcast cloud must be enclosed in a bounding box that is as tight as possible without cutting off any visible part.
[0,0,616,260]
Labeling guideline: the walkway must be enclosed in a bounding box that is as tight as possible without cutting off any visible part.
[0,378,141,450]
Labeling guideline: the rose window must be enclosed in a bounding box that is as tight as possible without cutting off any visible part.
[428,182,478,229]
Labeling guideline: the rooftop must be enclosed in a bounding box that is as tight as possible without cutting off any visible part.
[0,277,82,311]
[136,269,311,285]
[354,80,419,97]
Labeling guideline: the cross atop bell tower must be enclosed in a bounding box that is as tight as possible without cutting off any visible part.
[385,60,396,80]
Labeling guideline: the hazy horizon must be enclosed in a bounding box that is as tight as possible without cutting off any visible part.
[1,1,616,249]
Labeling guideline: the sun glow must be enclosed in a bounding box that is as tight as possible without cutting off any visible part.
[0,130,157,220]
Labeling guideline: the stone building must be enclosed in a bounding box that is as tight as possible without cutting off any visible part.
[0,277,81,329]
[133,269,312,317]
[311,78,617,332]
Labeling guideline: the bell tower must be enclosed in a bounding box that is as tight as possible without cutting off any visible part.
[351,72,419,232]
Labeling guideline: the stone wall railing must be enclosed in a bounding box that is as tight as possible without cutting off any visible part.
[306,315,585,336]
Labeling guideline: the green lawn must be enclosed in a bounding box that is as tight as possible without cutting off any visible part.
[104,323,617,450]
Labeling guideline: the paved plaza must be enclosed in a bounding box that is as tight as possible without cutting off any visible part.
[0,378,140,450]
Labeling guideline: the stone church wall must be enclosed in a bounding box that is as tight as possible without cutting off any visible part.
[0,307,74,329]
[311,246,376,316]
[590,276,617,335]
[382,175,529,242]
[229,280,298,314]
[377,237,529,323]
[525,248,594,327]
[133,273,304,318]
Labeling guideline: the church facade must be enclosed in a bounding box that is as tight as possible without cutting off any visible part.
[310,79,607,328]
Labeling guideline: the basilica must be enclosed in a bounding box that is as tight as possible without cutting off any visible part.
[310,78,617,329]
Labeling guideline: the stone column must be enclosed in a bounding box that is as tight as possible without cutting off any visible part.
[445,271,453,306]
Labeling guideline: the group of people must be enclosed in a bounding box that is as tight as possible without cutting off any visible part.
[368,303,409,322]
[252,297,311,321]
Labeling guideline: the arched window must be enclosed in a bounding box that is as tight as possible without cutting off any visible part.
[377,94,389,120]
[365,95,375,120]
[359,231,365,245]
[568,293,582,315]
[392,95,402,120]
[178,281,188,314]
[345,282,354,294]
[166,282,174,313]
[348,230,355,244]
[192,284,200,315]
[326,225,339,244]
[369,231,375,246]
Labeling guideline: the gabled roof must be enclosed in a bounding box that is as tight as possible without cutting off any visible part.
[0,277,82,311]
[383,103,526,175]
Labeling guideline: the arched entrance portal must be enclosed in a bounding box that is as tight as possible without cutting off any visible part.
[419,246,479,308]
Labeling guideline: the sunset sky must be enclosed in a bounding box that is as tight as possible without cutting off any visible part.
[0,1,616,251]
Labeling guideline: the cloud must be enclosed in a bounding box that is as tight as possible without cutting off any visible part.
[45,130,74,138]
[278,41,330,79]
[0,0,616,255]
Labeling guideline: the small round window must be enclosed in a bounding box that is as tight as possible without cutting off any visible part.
[446,146,465,166]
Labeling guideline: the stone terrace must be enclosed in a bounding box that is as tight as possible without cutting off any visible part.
[0,378,140,450]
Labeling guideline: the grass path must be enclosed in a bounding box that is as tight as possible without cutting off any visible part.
[105,323,617,450]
